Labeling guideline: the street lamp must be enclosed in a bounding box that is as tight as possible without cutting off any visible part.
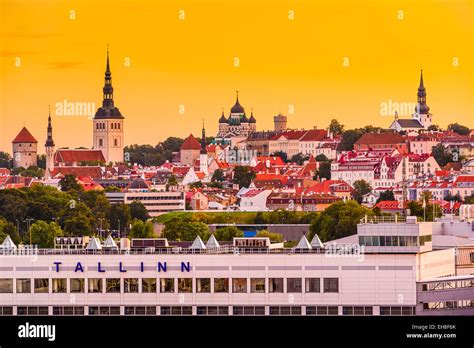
[98,218,105,238]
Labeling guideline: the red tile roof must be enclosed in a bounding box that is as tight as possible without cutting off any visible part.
[55,149,106,164]
[270,130,307,141]
[241,189,265,198]
[355,132,405,145]
[303,179,352,195]
[300,129,327,141]
[180,134,201,150]
[374,200,402,210]
[51,166,102,179]
[453,175,474,185]
[12,127,37,143]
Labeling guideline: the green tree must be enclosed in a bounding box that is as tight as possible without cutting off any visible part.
[104,185,122,192]
[130,200,150,221]
[0,189,29,226]
[213,226,244,241]
[447,123,470,135]
[407,200,441,222]
[161,137,184,153]
[308,200,373,242]
[79,190,111,230]
[314,162,331,180]
[0,218,20,244]
[290,153,309,165]
[37,154,46,169]
[0,151,12,169]
[427,125,441,132]
[376,190,395,203]
[338,129,364,151]
[108,203,131,234]
[59,174,83,193]
[24,185,71,223]
[211,169,225,183]
[190,181,203,188]
[353,179,372,204]
[29,221,63,248]
[444,192,462,202]
[270,151,288,162]
[129,220,155,238]
[315,154,328,162]
[162,218,209,241]
[16,166,44,178]
[167,174,178,186]
[61,202,95,236]
[254,211,268,224]
[233,166,256,188]
[431,143,453,167]
[328,119,345,135]
[464,194,474,204]
[256,230,283,242]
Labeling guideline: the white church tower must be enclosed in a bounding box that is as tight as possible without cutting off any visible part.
[93,48,124,163]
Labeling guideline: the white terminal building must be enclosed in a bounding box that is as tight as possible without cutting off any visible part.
[0,208,473,316]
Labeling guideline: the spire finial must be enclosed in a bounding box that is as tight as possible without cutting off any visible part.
[48,104,51,118]
[236,90,239,102]
[106,44,110,73]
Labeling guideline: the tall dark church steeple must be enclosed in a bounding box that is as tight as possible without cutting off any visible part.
[416,69,430,114]
[200,120,207,155]
[45,106,55,147]
[102,46,114,108]
[45,106,55,179]
[94,47,123,119]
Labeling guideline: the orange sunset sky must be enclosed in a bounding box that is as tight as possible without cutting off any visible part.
[0,0,473,154]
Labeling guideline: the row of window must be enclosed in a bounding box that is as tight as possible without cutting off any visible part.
[358,235,432,247]
[423,300,474,311]
[95,122,121,130]
[1,305,417,316]
[421,279,474,292]
[0,277,339,294]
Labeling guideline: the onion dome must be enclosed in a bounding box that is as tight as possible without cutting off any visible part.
[230,91,245,114]
[219,109,228,123]
[249,110,256,123]
[240,113,249,123]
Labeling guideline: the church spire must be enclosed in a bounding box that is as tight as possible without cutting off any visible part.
[102,45,114,108]
[45,105,55,147]
[200,120,207,154]
[415,69,429,114]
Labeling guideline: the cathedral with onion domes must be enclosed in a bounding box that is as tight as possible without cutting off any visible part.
[216,92,256,139]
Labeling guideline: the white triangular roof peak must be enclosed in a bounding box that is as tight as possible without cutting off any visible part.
[0,235,17,250]
[206,235,220,248]
[103,235,118,248]
[295,235,312,249]
[190,235,206,249]
[310,234,324,248]
[86,237,103,250]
